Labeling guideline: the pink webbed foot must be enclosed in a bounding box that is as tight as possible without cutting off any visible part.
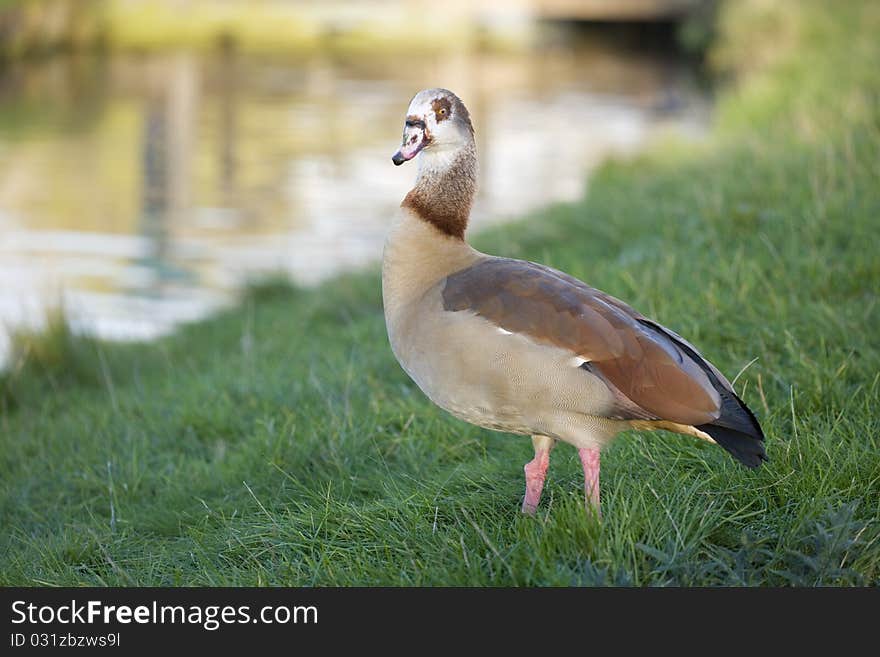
[522,435,555,514]
[578,447,601,517]
[522,450,550,514]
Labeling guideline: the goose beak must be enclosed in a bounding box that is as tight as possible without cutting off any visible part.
[392,118,428,166]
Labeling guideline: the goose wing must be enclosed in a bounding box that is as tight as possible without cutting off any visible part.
[441,257,722,426]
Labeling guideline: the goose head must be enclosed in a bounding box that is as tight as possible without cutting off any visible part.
[392,88,474,166]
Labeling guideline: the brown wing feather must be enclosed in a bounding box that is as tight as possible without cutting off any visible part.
[442,258,722,426]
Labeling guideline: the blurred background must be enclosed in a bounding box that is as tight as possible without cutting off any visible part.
[0,0,717,362]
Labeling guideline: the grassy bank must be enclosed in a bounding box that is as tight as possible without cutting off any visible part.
[2,0,879,585]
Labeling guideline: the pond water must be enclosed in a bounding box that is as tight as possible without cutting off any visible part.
[0,38,710,359]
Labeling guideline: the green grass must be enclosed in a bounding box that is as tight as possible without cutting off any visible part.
[2,0,879,586]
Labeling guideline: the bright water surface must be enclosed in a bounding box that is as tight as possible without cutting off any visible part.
[0,40,710,359]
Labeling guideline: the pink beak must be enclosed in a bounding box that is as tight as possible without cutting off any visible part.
[392,119,428,165]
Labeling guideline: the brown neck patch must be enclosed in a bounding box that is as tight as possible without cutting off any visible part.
[402,189,469,239]
[401,146,477,240]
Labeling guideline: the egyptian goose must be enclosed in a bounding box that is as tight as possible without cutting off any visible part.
[383,89,766,515]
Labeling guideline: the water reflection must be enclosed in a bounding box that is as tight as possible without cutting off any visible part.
[0,42,710,358]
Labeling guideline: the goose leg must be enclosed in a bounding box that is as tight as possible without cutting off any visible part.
[522,434,555,515]
[578,447,601,515]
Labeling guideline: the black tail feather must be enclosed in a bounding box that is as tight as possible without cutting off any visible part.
[697,422,767,468]
[637,319,767,469]
[696,376,767,468]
